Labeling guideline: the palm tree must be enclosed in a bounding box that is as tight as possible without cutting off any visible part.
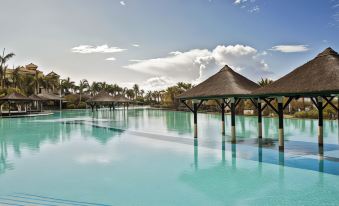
[0,48,15,89]
[61,77,75,94]
[258,78,273,87]
[126,89,135,100]
[12,66,21,89]
[78,79,89,102]
[133,84,139,99]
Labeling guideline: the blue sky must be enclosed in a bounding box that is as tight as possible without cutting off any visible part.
[0,0,338,90]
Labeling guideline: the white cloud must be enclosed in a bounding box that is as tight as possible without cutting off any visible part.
[71,44,126,54]
[124,44,270,89]
[249,5,260,13]
[120,1,126,6]
[105,57,116,61]
[132,44,140,47]
[234,0,260,13]
[270,45,310,53]
[142,76,175,91]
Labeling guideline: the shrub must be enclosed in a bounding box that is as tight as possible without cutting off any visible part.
[67,103,76,109]
[77,102,87,109]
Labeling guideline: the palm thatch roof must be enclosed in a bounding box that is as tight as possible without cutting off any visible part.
[37,93,64,101]
[29,94,46,101]
[0,92,31,102]
[87,91,115,103]
[113,95,133,103]
[177,65,260,100]
[253,47,339,97]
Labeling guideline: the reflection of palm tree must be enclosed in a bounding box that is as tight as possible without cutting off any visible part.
[0,140,14,174]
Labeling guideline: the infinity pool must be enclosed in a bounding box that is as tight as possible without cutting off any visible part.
[0,108,338,205]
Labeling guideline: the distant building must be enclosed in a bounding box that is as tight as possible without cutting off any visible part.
[5,63,60,94]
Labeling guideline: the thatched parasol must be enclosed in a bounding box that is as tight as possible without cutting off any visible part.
[0,92,31,102]
[29,94,46,101]
[37,93,64,101]
[87,91,116,103]
[253,47,339,97]
[177,65,260,100]
[113,95,133,103]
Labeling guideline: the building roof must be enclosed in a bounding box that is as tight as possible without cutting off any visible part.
[37,93,64,101]
[177,65,260,100]
[0,92,31,102]
[87,91,116,103]
[253,47,339,97]
[46,71,60,77]
[113,95,133,103]
[26,63,38,69]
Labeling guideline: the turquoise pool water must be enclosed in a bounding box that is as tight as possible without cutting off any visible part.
[0,108,338,205]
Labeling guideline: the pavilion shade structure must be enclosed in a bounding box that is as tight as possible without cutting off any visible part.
[113,95,133,103]
[37,93,64,101]
[177,65,260,100]
[87,91,116,103]
[253,47,339,97]
[29,94,46,101]
[0,92,31,102]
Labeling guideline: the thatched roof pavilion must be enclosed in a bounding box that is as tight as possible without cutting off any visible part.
[29,94,46,101]
[177,65,260,100]
[253,47,339,97]
[37,93,64,101]
[0,92,31,102]
[113,95,133,103]
[87,91,116,103]
[177,65,260,140]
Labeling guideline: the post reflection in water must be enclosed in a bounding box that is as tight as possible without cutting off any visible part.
[222,136,226,165]
[194,139,198,171]
[232,143,236,169]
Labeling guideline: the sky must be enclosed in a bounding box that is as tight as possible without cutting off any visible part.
[0,0,338,90]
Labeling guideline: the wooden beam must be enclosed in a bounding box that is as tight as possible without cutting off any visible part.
[322,96,337,110]
[262,98,278,114]
[283,97,294,110]
[249,98,258,109]
[181,100,194,113]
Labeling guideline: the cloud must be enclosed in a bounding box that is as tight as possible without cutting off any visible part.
[125,44,270,89]
[142,76,175,91]
[249,5,260,13]
[71,44,126,54]
[105,57,116,61]
[270,45,310,53]
[132,44,140,47]
[120,1,126,6]
[234,0,260,13]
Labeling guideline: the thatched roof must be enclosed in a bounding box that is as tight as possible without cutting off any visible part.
[87,91,115,103]
[37,93,64,101]
[0,92,31,101]
[254,47,339,97]
[177,65,260,100]
[113,95,133,103]
[29,94,46,101]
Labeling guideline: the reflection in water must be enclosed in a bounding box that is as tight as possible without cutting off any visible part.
[194,139,198,171]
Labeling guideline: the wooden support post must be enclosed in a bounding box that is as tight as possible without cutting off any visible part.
[318,97,324,147]
[221,102,225,135]
[277,97,284,151]
[193,102,198,138]
[230,97,236,143]
[8,101,11,116]
[258,99,263,139]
